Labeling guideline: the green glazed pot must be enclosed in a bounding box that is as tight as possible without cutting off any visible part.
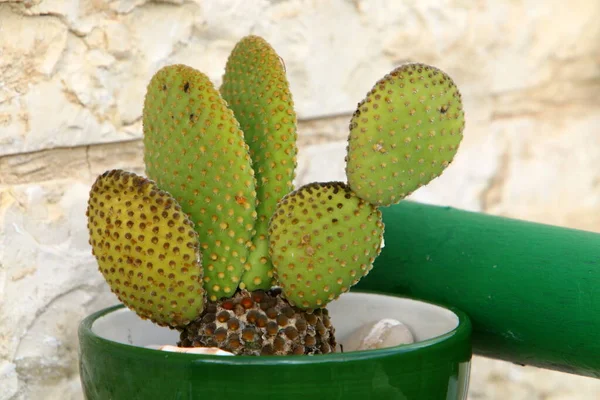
[78,292,472,400]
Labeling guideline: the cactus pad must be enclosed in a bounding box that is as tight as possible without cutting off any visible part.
[143,64,257,301]
[86,170,205,327]
[269,182,384,309]
[221,36,298,291]
[346,63,465,206]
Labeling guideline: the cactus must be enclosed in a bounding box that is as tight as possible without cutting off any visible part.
[269,182,384,309]
[220,35,298,291]
[346,63,465,206]
[86,170,205,327]
[143,64,257,301]
[85,35,465,355]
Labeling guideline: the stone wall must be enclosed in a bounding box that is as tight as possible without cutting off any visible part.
[1,0,599,399]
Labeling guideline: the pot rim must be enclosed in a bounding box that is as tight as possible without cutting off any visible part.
[78,290,471,365]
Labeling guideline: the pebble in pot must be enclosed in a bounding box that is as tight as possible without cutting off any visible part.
[343,319,415,352]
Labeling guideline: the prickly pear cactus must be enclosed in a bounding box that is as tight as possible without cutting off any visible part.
[345,63,465,206]
[221,35,298,291]
[85,34,467,354]
[143,64,257,301]
[269,182,384,309]
[86,170,205,327]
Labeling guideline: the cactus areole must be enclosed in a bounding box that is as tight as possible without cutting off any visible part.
[86,35,465,356]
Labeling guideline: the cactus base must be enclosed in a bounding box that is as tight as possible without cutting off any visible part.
[178,288,337,355]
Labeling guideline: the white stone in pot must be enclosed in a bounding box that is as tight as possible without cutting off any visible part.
[146,345,234,356]
[342,319,415,352]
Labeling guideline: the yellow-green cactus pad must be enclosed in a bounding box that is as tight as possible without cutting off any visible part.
[346,63,465,206]
[86,170,205,328]
[221,35,298,291]
[143,64,257,301]
[269,182,384,309]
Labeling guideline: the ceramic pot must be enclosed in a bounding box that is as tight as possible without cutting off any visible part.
[78,291,472,399]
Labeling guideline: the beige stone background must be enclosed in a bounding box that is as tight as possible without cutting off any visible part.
[0,0,599,398]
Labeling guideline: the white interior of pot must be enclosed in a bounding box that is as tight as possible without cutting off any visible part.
[92,292,459,350]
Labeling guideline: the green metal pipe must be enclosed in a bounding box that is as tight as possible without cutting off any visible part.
[356,201,600,378]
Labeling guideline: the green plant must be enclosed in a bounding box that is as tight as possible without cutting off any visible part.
[86,35,464,354]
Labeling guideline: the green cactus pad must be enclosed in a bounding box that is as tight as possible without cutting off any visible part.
[269,182,384,309]
[346,63,465,206]
[143,64,257,301]
[86,170,205,327]
[221,35,298,291]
